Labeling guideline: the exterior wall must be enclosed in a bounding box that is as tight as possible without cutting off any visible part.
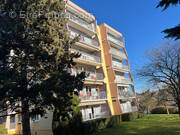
[2,112,53,135]
[30,111,53,135]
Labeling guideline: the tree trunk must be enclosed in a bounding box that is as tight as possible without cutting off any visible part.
[22,100,31,135]
[164,104,169,115]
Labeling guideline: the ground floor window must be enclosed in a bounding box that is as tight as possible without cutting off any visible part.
[32,114,39,122]
[0,117,7,124]
[10,115,15,129]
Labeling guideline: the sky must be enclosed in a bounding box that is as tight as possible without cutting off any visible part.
[71,0,180,93]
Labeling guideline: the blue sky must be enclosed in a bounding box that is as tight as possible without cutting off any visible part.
[71,0,180,93]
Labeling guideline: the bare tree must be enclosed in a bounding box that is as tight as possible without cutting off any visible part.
[137,42,180,116]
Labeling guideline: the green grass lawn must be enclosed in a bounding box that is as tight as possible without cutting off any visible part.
[92,114,180,135]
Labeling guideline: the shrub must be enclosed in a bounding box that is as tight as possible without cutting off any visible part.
[168,108,178,114]
[53,111,143,135]
[151,107,167,114]
[83,115,121,135]
[121,112,144,121]
[151,107,178,114]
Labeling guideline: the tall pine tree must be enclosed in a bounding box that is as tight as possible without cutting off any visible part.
[157,0,180,40]
[0,0,85,135]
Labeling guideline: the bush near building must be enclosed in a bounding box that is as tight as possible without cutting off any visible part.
[121,112,144,121]
[52,111,143,135]
[151,107,178,114]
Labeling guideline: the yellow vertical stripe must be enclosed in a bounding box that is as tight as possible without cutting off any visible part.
[96,26,114,115]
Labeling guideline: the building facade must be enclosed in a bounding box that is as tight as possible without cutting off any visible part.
[0,0,138,135]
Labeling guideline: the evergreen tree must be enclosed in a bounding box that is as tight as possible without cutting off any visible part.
[0,0,85,135]
[52,95,84,135]
[157,0,180,40]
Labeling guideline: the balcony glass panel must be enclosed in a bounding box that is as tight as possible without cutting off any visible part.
[107,34,124,47]
[132,106,138,112]
[109,48,126,59]
[79,89,107,101]
[69,31,99,48]
[71,49,101,64]
[81,105,109,121]
[118,90,135,99]
[115,76,132,84]
[66,11,96,33]
[120,102,132,113]
[112,61,128,71]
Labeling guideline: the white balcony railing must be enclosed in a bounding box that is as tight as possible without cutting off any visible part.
[107,34,124,47]
[118,90,135,99]
[112,61,129,71]
[73,70,104,81]
[79,90,107,102]
[109,48,126,59]
[71,49,101,64]
[132,106,138,112]
[86,72,104,81]
[120,102,132,114]
[81,105,110,121]
[115,76,132,84]
[82,112,109,121]
[69,31,99,48]
[66,12,96,33]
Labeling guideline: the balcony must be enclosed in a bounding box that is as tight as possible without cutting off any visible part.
[112,61,129,71]
[109,48,127,60]
[120,102,132,114]
[71,49,101,65]
[72,69,104,82]
[115,76,132,84]
[132,106,138,112]
[66,12,96,36]
[82,111,109,121]
[86,72,104,81]
[81,104,110,121]
[107,34,124,48]
[79,90,107,102]
[118,90,135,99]
[69,31,99,49]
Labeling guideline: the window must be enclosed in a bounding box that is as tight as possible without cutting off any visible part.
[32,114,39,122]
[0,117,6,124]
[18,115,22,123]
[10,115,15,129]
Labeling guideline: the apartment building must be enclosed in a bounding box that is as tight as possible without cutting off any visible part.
[0,0,137,135]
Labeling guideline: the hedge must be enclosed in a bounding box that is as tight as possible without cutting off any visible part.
[151,107,178,114]
[121,112,144,121]
[53,115,121,135]
[82,115,121,135]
